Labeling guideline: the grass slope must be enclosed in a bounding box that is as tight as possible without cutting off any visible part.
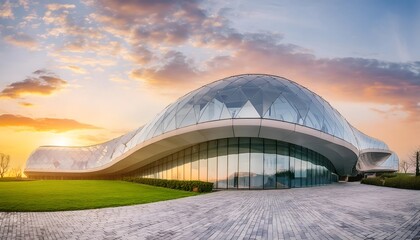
[0,180,198,212]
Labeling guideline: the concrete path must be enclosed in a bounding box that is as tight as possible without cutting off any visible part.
[1,182,419,240]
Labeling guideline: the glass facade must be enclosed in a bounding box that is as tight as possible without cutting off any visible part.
[25,74,398,179]
[132,137,338,189]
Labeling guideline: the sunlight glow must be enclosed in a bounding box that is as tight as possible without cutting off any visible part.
[51,136,72,146]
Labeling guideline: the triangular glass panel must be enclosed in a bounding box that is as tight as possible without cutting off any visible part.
[241,81,260,100]
[264,96,298,123]
[281,90,307,121]
[216,87,238,103]
[178,108,197,128]
[175,104,193,127]
[164,115,177,132]
[151,120,165,137]
[198,98,224,123]
[192,86,211,104]
[145,122,159,139]
[249,89,264,116]
[273,83,288,94]
[193,104,201,122]
[226,75,254,89]
[261,88,282,117]
[219,104,232,119]
[224,88,248,116]
[205,78,231,91]
[235,100,260,118]
[199,87,220,104]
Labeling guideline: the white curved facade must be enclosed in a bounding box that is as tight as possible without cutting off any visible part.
[25,74,398,183]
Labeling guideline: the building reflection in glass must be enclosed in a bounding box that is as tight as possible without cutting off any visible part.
[131,137,339,189]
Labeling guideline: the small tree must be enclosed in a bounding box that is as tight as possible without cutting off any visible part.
[408,148,420,175]
[416,151,419,177]
[0,153,10,178]
[400,160,410,173]
[9,167,22,178]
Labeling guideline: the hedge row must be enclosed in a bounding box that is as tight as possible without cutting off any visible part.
[360,177,383,186]
[378,173,397,178]
[123,177,213,193]
[361,175,420,190]
[383,176,420,190]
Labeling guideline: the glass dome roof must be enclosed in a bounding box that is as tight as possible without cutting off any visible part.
[26,74,396,172]
[127,74,387,151]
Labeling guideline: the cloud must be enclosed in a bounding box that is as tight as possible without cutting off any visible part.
[45,4,76,11]
[128,45,153,64]
[61,65,87,74]
[0,114,100,132]
[3,32,37,49]
[109,75,129,83]
[18,0,29,10]
[18,102,33,107]
[61,39,122,56]
[130,51,200,86]
[91,0,209,65]
[50,52,116,67]
[43,3,102,41]
[88,0,420,122]
[0,69,67,98]
[198,33,420,122]
[0,0,14,19]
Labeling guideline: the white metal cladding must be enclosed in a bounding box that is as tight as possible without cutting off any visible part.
[25,74,399,174]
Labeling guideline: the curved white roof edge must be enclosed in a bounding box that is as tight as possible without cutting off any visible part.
[24,74,399,177]
[26,119,358,176]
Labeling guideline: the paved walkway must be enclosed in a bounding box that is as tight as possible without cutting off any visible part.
[0,183,419,240]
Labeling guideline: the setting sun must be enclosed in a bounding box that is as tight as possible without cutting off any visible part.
[51,136,72,147]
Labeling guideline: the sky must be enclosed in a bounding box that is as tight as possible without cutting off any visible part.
[0,0,419,173]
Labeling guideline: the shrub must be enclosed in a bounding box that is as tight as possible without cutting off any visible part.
[361,177,383,186]
[379,173,397,179]
[123,177,213,193]
[384,176,420,190]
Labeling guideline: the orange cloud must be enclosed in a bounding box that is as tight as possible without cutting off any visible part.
[0,69,67,98]
[0,114,100,132]
[61,65,87,74]
[45,3,75,11]
[0,0,14,19]
[18,102,34,107]
[130,51,201,88]
[3,32,37,49]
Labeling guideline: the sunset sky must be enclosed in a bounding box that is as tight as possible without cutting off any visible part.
[0,0,419,172]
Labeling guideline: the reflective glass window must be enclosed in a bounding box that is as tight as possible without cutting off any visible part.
[184,148,191,180]
[161,158,166,179]
[172,153,178,179]
[250,138,264,189]
[276,141,290,189]
[316,154,321,185]
[191,145,199,180]
[134,137,337,190]
[301,148,307,187]
[238,138,250,189]
[263,139,276,189]
[208,140,218,185]
[227,138,239,189]
[199,142,208,182]
[290,146,296,188]
[217,139,228,189]
[178,151,184,180]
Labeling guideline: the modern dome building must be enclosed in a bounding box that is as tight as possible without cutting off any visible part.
[24,74,399,189]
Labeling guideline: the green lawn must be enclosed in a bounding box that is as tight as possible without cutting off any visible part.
[0,180,198,212]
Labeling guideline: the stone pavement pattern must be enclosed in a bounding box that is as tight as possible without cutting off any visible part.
[1,183,419,240]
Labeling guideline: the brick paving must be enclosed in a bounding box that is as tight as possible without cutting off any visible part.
[1,182,419,240]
